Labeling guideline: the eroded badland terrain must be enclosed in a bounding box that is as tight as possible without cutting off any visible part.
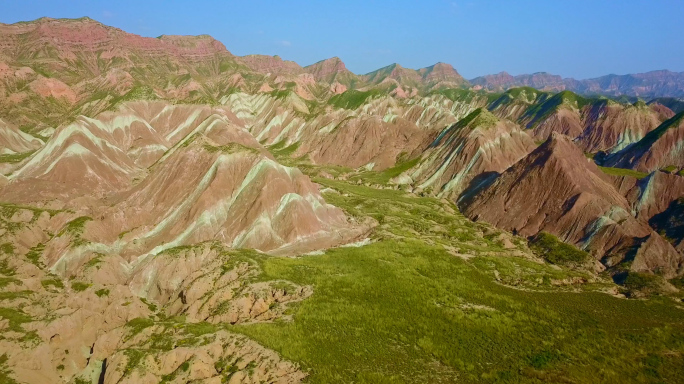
[0,17,683,384]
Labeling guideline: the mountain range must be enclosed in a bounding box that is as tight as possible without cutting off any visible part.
[1,16,684,384]
[470,70,684,98]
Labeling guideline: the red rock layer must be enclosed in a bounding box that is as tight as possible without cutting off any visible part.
[461,133,683,277]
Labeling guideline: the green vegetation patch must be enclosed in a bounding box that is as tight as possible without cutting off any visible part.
[0,354,19,384]
[454,108,499,130]
[598,166,649,179]
[0,150,35,164]
[202,142,259,155]
[529,232,590,267]
[619,271,663,292]
[234,237,684,383]
[58,216,92,246]
[0,244,13,255]
[522,90,592,128]
[71,281,90,292]
[227,177,684,383]
[0,291,32,301]
[0,307,32,332]
[110,85,158,107]
[328,89,384,110]
[661,165,678,173]
[268,141,301,158]
[348,156,421,186]
[0,278,20,289]
[429,88,496,104]
[126,317,155,337]
[40,278,64,290]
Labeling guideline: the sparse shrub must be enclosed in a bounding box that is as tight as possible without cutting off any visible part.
[41,278,64,290]
[529,232,590,267]
[71,281,90,292]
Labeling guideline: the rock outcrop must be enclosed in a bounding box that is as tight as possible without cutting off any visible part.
[603,112,684,172]
[461,133,684,277]
[400,108,536,198]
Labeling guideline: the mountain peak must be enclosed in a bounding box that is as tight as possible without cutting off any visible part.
[419,62,464,84]
[304,57,353,83]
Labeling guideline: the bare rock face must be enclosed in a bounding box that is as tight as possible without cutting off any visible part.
[626,171,684,220]
[0,234,308,384]
[103,328,306,384]
[0,17,231,63]
[239,55,303,76]
[603,112,684,172]
[402,108,536,198]
[220,92,454,171]
[520,92,585,141]
[304,57,357,85]
[0,100,365,270]
[329,81,347,94]
[0,118,43,154]
[576,101,668,153]
[417,62,467,88]
[470,71,517,91]
[461,133,684,277]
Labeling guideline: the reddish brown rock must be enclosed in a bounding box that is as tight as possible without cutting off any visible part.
[461,133,683,277]
[603,112,684,172]
[239,55,303,76]
[402,108,536,198]
[577,101,667,153]
[304,57,356,85]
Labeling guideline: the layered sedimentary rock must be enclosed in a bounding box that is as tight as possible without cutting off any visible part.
[576,101,670,153]
[399,108,536,198]
[461,133,684,277]
[603,112,684,172]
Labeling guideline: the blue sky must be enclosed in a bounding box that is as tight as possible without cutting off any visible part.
[1,0,683,79]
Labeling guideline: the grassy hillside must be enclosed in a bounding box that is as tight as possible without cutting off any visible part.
[227,171,684,384]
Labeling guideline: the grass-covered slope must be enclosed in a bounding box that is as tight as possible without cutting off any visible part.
[227,172,684,384]
[521,90,590,128]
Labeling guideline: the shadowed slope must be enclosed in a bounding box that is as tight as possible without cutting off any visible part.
[461,133,683,277]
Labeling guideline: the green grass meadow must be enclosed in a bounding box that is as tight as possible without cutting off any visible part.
[229,177,684,384]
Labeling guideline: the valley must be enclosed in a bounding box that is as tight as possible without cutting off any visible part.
[0,16,683,384]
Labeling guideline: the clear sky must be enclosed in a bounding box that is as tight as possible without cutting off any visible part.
[1,0,683,79]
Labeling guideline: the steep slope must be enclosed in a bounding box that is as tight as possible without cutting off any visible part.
[0,100,365,266]
[4,114,143,198]
[0,17,248,131]
[0,118,43,154]
[603,111,684,172]
[626,171,684,221]
[239,54,303,76]
[76,134,356,260]
[0,102,249,200]
[220,90,476,170]
[417,62,468,89]
[461,133,683,277]
[304,57,358,86]
[400,108,536,198]
[363,63,423,88]
[488,87,550,121]
[649,97,684,113]
[519,90,587,141]
[362,62,467,93]
[576,100,671,153]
